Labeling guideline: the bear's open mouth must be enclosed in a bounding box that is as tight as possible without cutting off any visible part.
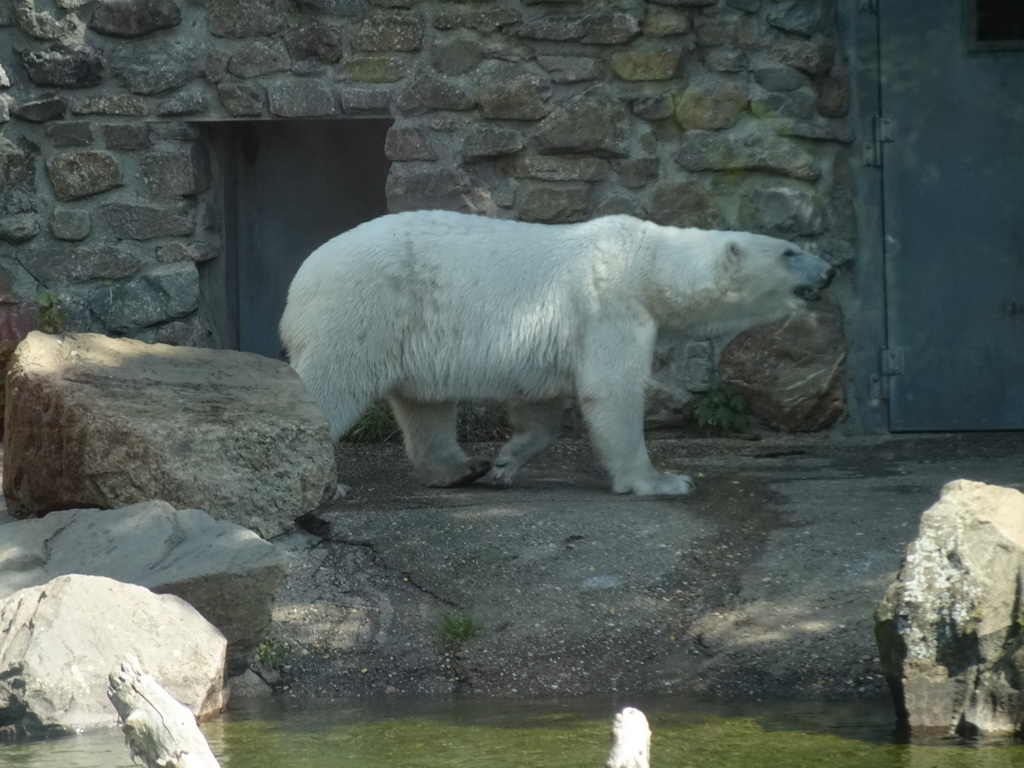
[794,285,823,301]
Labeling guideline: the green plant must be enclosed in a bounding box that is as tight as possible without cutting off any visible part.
[36,290,64,333]
[692,388,749,433]
[257,637,289,670]
[344,401,399,443]
[433,611,482,650]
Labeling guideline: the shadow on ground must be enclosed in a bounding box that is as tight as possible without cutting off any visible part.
[269,431,1024,703]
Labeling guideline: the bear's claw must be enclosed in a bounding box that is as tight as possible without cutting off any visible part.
[428,457,492,488]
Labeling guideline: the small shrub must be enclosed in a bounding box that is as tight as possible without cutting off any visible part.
[692,388,749,433]
[257,637,289,670]
[433,611,482,650]
[344,401,399,443]
[36,291,64,333]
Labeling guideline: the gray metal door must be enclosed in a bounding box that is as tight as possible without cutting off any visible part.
[231,119,391,359]
[879,1,1024,430]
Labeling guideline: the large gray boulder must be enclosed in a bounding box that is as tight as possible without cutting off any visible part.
[875,479,1024,735]
[0,574,226,739]
[3,331,336,538]
[0,500,288,676]
[718,298,845,432]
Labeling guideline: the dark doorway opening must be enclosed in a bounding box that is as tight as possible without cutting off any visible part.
[204,118,392,358]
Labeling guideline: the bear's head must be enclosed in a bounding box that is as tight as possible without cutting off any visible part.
[649,228,836,336]
[722,234,835,305]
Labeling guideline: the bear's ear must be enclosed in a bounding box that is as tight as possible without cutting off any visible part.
[726,240,746,267]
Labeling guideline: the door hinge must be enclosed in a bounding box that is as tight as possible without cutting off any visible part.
[862,115,897,167]
[857,0,878,12]
[881,347,904,376]
[870,348,904,400]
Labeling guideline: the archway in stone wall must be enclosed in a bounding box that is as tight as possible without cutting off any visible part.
[202,118,391,359]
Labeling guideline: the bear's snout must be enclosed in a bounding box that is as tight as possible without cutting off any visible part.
[792,259,834,302]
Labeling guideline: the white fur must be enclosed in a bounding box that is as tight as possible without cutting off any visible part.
[280,210,830,495]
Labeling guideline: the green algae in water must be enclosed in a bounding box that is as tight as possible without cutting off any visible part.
[10,702,1024,767]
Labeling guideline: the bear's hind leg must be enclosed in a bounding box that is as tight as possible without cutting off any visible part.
[387,394,491,487]
[488,398,565,489]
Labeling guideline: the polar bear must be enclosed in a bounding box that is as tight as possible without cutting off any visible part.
[280,210,834,496]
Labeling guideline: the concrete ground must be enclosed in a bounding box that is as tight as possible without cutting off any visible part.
[267,430,1024,703]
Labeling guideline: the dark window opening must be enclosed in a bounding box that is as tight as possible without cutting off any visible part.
[976,0,1024,41]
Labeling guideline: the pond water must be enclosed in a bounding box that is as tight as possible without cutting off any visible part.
[4,696,1024,768]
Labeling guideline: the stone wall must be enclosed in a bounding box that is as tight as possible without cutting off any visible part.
[0,0,853,418]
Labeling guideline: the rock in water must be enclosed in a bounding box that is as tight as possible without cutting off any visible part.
[875,479,1024,735]
[3,332,336,538]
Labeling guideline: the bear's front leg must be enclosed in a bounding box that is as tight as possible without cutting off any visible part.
[577,320,694,496]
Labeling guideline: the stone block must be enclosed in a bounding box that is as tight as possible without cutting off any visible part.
[267,79,337,117]
[694,12,758,48]
[432,8,520,32]
[109,42,199,95]
[737,178,825,238]
[876,480,1024,735]
[498,154,609,182]
[580,12,640,44]
[155,84,208,116]
[613,157,658,188]
[228,40,291,78]
[46,121,94,147]
[141,144,211,198]
[476,61,550,120]
[398,73,475,113]
[343,55,406,82]
[206,0,286,38]
[675,128,819,180]
[767,2,822,38]
[21,43,105,88]
[3,332,337,538]
[46,150,124,202]
[648,179,724,229]
[0,215,39,244]
[462,127,526,159]
[643,9,690,37]
[0,142,38,216]
[354,11,423,51]
[719,297,845,432]
[340,87,392,113]
[102,122,151,149]
[89,0,182,38]
[11,95,67,122]
[535,87,629,157]
[70,93,146,116]
[385,126,438,161]
[51,208,91,241]
[88,261,199,331]
[386,165,496,215]
[771,35,836,76]
[431,35,485,75]
[536,55,602,83]
[217,82,264,116]
[610,48,681,81]
[100,201,194,239]
[156,241,215,263]
[815,74,850,118]
[517,182,590,223]
[18,244,141,283]
[705,48,748,73]
[513,16,584,41]
[284,19,346,63]
[0,575,226,737]
[0,501,289,676]
[674,77,748,130]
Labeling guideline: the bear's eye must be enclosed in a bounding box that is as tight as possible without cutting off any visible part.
[783,249,799,259]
